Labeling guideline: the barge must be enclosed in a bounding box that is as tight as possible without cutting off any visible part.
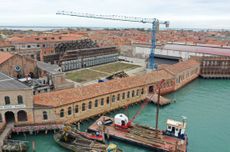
[88,115,188,152]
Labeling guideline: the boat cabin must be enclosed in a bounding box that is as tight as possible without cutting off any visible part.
[114,114,129,127]
[165,119,187,139]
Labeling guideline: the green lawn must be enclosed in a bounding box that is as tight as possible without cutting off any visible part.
[66,62,141,83]
[91,62,140,73]
[66,69,108,82]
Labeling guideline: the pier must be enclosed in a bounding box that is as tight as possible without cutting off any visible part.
[0,123,14,152]
[147,94,171,106]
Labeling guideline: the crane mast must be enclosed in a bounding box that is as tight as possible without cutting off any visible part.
[56,11,169,70]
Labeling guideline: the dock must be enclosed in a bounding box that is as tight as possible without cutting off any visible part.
[147,94,171,106]
[88,116,187,152]
[0,123,14,152]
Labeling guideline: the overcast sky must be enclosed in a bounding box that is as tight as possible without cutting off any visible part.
[0,0,230,29]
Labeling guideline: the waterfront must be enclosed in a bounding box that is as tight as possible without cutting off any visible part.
[12,78,230,152]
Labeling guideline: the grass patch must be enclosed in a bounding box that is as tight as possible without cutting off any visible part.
[66,69,108,82]
[91,62,140,73]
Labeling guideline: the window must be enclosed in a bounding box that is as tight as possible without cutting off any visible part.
[75,105,79,113]
[88,101,92,109]
[82,103,86,111]
[122,92,125,100]
[5,96,10,105]
[127,91,130,98]
[95,99,98,107]
[68,107,72,115]
[117,94,120,101]
[17,95,23,104]
[106,97,110,104]
[101,98,104,106]
[60,109,64,118]
[27,45,31,48]
[136,89,139,96]
[43,111,48,120]
[112,95,115,102]
[132,90,135,97]
[0,113,2,122]
[141,88,144,95]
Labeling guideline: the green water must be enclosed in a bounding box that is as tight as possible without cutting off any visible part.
[12,79,230,152]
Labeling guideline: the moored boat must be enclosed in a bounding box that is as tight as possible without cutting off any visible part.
[53,126,122,152]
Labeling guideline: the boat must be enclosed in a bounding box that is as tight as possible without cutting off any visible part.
[77,130,103,142]
[2,139,28,152]
[53,126,122,152]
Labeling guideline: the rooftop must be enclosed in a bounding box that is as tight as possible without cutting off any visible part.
[0,72,30,91]
[163,43,230,57]
[34,69,173,107]
[0,52,14,64]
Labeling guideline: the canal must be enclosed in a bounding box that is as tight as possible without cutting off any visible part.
[12,78,230,152]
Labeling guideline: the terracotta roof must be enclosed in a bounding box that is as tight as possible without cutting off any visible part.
[34,70,173,107]
[0,52,14,64]
[160,60,200,75]
[0,41,13,47]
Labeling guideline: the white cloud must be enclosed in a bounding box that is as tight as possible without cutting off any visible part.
[0,0,230,29]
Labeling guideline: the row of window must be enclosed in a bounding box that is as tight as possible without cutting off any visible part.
[4,95,23,105]
[59,88,145,118]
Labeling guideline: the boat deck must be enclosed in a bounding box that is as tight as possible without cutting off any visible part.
[88,116,187,152]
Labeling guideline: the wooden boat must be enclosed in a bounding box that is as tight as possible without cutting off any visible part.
[53,128,122,152]
[77,131,103,142]
[2,139,28,152]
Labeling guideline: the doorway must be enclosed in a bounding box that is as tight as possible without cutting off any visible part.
[5,111,15,123]
[148,86,154,93]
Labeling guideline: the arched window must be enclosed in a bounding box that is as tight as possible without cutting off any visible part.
[82,103,86,111]
[60,109,64,118]
[112,95,115,102]
[141,88,144,94]
[17,95,23,104]
[127,91,130,98]
[43,111,48,120]
[101,98,104,106]
[117,94,120,101]
[0,113,2,122]
[95,100,98,107]
[75,105,79,113]
[106,97,110,104]
[5,96,10,105]
[68,107,72,115]
[17,110,27,122]
[88,101,92,109]
[132,90,135,97]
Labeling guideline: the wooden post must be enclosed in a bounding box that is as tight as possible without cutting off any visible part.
[155,79,164,137]
[32,140,36,152]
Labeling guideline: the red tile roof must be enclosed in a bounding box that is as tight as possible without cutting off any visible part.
[0,52,14,64]
[34,70,173,107]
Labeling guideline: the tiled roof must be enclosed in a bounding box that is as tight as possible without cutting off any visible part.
[34,70,173,107]
[0,41,13,47]
[160,60,200,75]
[0,52,14,64]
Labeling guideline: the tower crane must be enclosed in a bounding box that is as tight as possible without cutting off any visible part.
[56,11,169,70]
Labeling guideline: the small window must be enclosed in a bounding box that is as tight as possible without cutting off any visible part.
[43,111,48,120]
[60,109,64,118]
[88,101,92,109]
[75,105,79,113]
[95,99,98,107]
[37,44,40,48]
[136,89,139,96]
[27,45,31,48]
[5,96,10,105]
[117,94,120,101]
[127,91,130,98]
[82,103,86,111]
[112,95,115,102]
[0,113,2,122]
[101,98,104,106]
[68,107,72,115]
[106,97,110,104]
[132,90,135,97]
[17,95,23,104]
[122,93,125,100]
[141,88,144,94]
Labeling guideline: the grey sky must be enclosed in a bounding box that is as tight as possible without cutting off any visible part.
[0,0,230,29]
